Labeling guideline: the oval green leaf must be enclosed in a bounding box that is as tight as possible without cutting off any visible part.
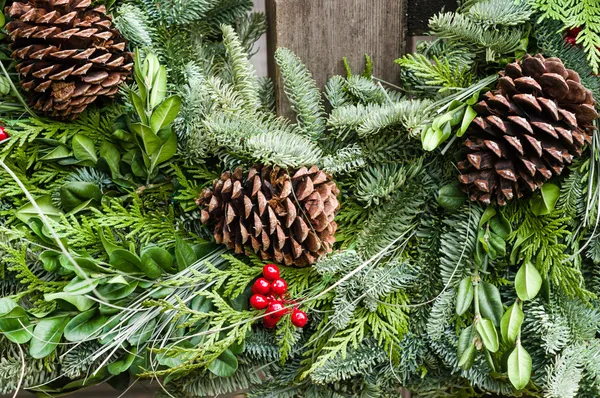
[44,292,95,312]
[108,347,138,375]
[64,277,99,295]
[515,262,542,301]
[457,325,476,370]
[207,348,238,377]
[478,282,504,326]
[150,95,181,133]
[0,299,33,344]
[501,302,524,345]
[508,343,532,390]
[456,277,474,316]
[64,310,107,342]
[437,183,467,212]
[476,318,499,353]
[30,316,70,358]
[530,183,560,216]
[71,134,97,164]
[141,246,173,278]
[109,249,142,273]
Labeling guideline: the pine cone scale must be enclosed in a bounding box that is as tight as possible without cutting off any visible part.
[459,53,598,205]
[200,165,340,266]
[5,0,132,119]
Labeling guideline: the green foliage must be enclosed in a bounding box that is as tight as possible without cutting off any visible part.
[506,205,588,298]
[429,11,527,61]
[275,48,326,139]
[530,0,600,73]
[533,19,600,99]
[395,54,474,91]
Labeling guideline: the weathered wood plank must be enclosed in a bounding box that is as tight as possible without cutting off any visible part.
[266,0,407,115]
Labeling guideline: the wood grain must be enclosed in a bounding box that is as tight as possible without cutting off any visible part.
[266,0,407,116]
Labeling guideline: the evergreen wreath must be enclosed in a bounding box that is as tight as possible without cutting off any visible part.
[1,0,600,397]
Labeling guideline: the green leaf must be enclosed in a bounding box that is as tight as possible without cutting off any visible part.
[40,250,61,272]
[64,310,107,342]
[207,348,238,377]
[175,236,196,271]
[478,282,504,326]
[100,229,121,256]
[44,292,95,312]
[456,276,474,315]
[508,343,532,390]
[457,325,476,370]
[149,67,167,109]
[479,207,497,227]
[99,142,121,177]
[501,302,524,345]
[59,254,101,275]
[71,134,97,164]
[530,183,560,216]
[515,262,542,301]
[149,129,177,172]
[60,181,102,212]
[96,279,138,301]
[40,145,71,161]
[108,347,137,375]
[150,96,181,132]
[438,183,467,212]
[64,277,99,295]
[140,246,173,278]
[130,91,148,125]
[476,318,499,352]
[131,123,162,157]
[30,317,69,358]
[16,196,62,224]
[489,212,512,239]
[457,105,477,136]
[422,126,449,151]
[109,249,142,273]
[488,231,506,258]
[0,299,33,344]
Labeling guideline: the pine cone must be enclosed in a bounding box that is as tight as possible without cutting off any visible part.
[5,0,133,119]
[198,165,340,267]
[458,54,598,205]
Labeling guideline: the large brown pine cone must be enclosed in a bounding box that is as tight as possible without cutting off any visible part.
[198,165,340,267]
[5,0,133,119]
[458,54,598,205]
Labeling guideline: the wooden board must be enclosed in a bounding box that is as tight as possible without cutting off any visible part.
[266,0,407,116]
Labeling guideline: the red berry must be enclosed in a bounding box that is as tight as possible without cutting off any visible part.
[265,294,277,304]
[263,316,278,329]
[263,264,280,280]
[565,36,577,46]
[291,309,308,328]
[252,278,271,295]
[250,294,268,310]
[267,301,286,319]
[271,278,288,296]
[0,127,8,141]
[568,26,583,37]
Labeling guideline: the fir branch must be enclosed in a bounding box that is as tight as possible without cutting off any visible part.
[395,54,474,92]
[467,0,533,27]
[275,48,326,140]
[429,11,525,61]
[321,144,366,175]
[222,24,261,110]
[355,163,414,207]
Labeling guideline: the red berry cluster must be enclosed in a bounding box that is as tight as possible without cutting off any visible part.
[250,264,308,329]
[0,126,9,142]
[565,26,582,46]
